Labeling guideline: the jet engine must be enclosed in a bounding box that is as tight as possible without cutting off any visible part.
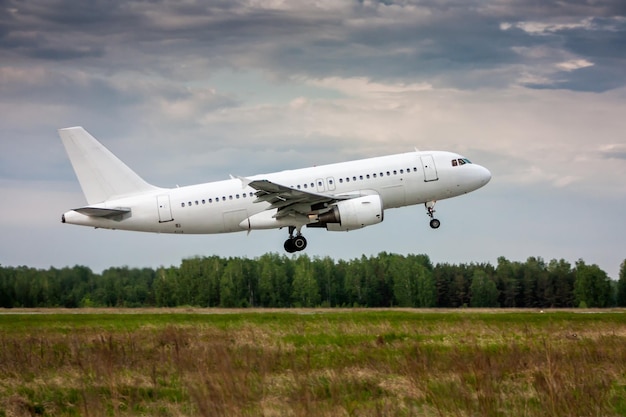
[310,195,383,231]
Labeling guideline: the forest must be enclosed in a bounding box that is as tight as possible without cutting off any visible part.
[1,253,625,309]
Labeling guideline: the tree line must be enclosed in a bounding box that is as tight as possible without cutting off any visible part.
[1,254,625,309]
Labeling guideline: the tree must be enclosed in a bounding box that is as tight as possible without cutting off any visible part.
[154,267,179,307]
[547,259,575,307]
[389,254,435,307]
[521,257,546,308]
[495,257,520,308]
[391,255,414,307]
[291,255,320,307]
[411,255,436,308]
[220,258,247,307]
[343,258,365,306]
[574,260,612,308]
[470,270,499,307]
[315,256,337,307]
[258,254,288,307]
[616,260,626,307]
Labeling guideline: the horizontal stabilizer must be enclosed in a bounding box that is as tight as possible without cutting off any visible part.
[74,207,131,219]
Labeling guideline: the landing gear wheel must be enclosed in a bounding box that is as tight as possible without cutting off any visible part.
[284,238,297,253]
[284,224,308,253]
[293,235,307,251]
[425,201,440,229]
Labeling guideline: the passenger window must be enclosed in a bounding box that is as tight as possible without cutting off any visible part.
[373,173,377,178]
[236,194,240,199]
[346,178,350,182]
[400,169,404,174]
[202,199,206,204]
[209,198,213,203]
[304,184,308,188]
[318,181,323,186]
[393,170,397,175]
[387,171,391,176]
[195,201,199,205]
[222,197,226,201]
[181,202,185,207]
[188,201,192,206]
[359,175,363,180]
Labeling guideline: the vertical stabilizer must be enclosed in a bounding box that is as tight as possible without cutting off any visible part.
[59,127,160,204]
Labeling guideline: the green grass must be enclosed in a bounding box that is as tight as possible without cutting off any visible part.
[1,309,625,416]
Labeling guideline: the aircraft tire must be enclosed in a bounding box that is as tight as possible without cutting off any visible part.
[429,219,441,229]
[284,239,297,253]
[293,235,307,251]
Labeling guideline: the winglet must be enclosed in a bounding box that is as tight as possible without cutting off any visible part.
[235,175,253,189]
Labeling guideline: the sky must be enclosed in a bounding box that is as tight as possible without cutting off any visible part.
[1,0,625,278]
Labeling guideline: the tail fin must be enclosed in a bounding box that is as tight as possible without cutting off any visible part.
[59,127,160,204]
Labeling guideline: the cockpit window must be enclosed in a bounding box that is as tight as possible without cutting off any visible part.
[452,158,472,166]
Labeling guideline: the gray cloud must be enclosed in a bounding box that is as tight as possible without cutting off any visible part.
[1,0,625,278]
[1,0,624,90]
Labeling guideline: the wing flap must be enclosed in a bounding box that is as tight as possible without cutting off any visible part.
[245,178,349,217]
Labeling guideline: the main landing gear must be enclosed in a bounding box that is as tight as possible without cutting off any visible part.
[425,201,441,229]
[284,226,307,253]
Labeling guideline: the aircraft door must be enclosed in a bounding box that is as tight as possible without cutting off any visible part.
[157,195,174,223]
[316,178,325,192]
[326,177,336,191]
[420,155,439,182]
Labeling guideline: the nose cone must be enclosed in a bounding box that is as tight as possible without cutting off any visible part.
[465,164,491,192]
[477,165,492,187]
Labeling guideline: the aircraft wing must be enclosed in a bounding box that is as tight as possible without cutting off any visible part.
[247,179,350,218]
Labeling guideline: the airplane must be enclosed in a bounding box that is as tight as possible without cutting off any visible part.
[59,127,491,253]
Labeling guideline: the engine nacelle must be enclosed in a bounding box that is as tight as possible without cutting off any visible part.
[311,195,384,231]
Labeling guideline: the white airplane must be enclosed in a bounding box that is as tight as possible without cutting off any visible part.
[59,127,491,252]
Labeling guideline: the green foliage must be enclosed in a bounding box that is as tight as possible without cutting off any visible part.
[291,255,320,307]
[574,260,612,308]
[470,270,499,307]
[0,254,619,309]
[617,259,626,307]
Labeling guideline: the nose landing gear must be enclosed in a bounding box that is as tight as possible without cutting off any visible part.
[284,226,307,253]
[425,201,440,229]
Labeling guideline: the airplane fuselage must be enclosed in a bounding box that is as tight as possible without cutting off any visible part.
[62,150,491,235]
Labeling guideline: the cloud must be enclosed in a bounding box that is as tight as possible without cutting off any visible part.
[1,0,625,278]
[556,59,594,71]
[2,0,623,92]
[599,144,626,160]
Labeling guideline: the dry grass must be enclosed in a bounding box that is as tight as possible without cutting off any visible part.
[0,309,625,416]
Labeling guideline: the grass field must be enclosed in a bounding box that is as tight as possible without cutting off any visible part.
[1,309,625,416]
